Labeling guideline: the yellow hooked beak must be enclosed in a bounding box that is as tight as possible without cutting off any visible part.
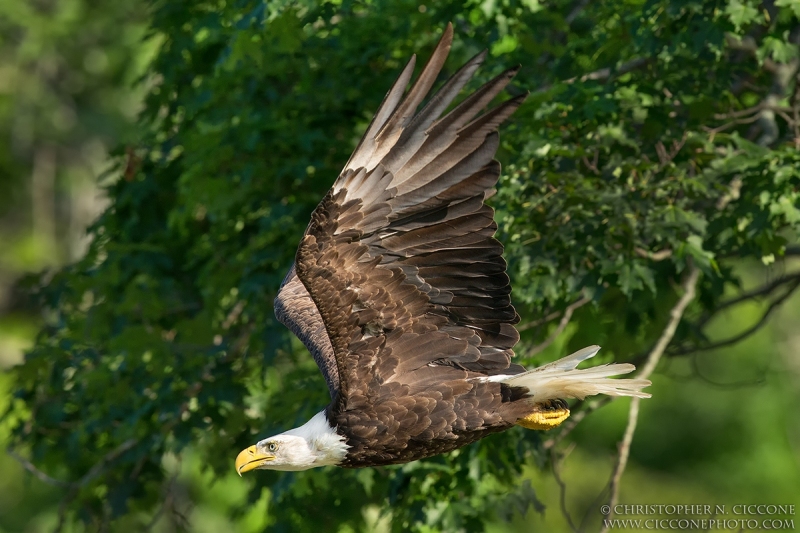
[235,445,275,475]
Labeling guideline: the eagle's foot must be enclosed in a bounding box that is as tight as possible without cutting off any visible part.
[517,399,570,430]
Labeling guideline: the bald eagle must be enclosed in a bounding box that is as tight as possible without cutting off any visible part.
[235,25,650,474]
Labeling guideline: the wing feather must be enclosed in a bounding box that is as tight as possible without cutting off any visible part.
[274,265,339,398]
[283,26,527,406]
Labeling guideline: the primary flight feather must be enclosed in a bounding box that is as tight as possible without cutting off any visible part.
[235,24,650,474]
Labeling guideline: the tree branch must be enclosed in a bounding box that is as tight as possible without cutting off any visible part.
[792,73,800,149]
[566,57,651,85]
[634,247,673,262]
[668,276,800,357]
[712,102,793,120]
[703,111,764,136]
[523,294,592,358]
[48,438,139,533]
[716,177,743,210]
[551,443,580,533]
[536,57,651,93]
[565,0,590,25]
[699,271,800,327]
[690,352,767,389]
[517,308,563,332]
[582,150,600,175]
[599,399,641,533]
[624,271,800,365]
[144,469,183,531]
[6,448,71,488]
[600,265,700,531]
[655,132,688,168]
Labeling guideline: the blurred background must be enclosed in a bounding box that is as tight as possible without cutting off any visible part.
[0,0,155,529]
[1,0,799,531]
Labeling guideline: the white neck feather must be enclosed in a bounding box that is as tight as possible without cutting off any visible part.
[263,411,348,470]
[284,410,347,451]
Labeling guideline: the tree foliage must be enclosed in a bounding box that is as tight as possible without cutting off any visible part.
[5,0,800,531]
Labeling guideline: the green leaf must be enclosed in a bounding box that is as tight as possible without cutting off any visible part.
[725,0,760,30]
[759,35,799,63]
[776,0,800,18]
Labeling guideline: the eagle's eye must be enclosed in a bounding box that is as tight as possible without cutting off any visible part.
[268,442,277,452]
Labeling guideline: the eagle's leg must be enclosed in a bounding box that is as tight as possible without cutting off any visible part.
[516,399,570,430]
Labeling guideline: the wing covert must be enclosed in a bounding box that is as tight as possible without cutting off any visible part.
[274,264,339,398]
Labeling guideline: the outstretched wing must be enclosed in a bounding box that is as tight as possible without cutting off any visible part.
[283,24,527,407]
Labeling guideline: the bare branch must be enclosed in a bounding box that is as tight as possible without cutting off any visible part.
[690,352,767,389]
[701,271,800,324]
[706,90,798,141]
[10,432,142,498]
[580,149,601,175]
[144,471,182,532]
[517,308,563,332]
[634,247,673,262]
[524,295,592,358]
[565,0,590,25]
[566,57,651,85]
[50,439,139,533]
[640,265,701,380]
[713,103,792,120]
[655,132,688,168]
[536,57,651,93]
[669,276,800,357]
[716,177,743,210]
[600,265,700,531]
[624,271,800,367]
[123,146,142,182]
[793,77,800,149]
[753,54,799,146]
[6,448,70,488]
[599,398,641,532]
[703,112,764,136]
[77,439,138,488]
[222,300,245,330]
[551,443,580,533]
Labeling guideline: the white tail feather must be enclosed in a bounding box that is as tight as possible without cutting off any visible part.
[502,345,652,402]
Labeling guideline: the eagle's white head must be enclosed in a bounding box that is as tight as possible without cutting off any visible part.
[235,411,349,473]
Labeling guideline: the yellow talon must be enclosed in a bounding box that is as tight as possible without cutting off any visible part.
[517,401,570,430]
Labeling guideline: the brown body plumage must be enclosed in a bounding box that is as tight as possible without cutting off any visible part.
[237,25,650,473]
